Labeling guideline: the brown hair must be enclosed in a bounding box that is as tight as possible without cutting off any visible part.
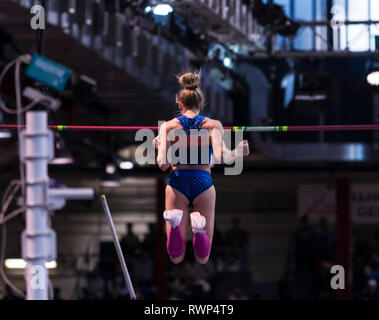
[176,72,204,111]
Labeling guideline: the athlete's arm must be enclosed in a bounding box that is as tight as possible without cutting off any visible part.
[209,120,249,164]
[156,120,174,171]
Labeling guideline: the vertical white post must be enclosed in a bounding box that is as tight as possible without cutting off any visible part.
[221,0,228,20]
[21,111,55,300]
[235,0,241,31]
[334,26,341,52]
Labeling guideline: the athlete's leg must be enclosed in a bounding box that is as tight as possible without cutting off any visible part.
[191,186,216,264]
[165,185,190,264]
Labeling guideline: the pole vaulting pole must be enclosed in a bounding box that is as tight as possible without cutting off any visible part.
[3,124,379,132]
[99,194,137,300]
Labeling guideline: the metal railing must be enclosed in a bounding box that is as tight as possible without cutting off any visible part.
[14,0,238,124]
[270,19,379,57]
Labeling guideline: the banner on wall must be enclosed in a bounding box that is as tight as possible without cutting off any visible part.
[298,184,379,224]
[351,184,379,224]
[298,185,336,224]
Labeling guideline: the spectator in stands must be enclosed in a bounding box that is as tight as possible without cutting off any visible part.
[225,217,249,251]
[133,250,155,299]
[364,264,378,285]
[278,271,293,300]
[211,222,225,271]
[53,287,63,300]
[121,222,141,258]
[314,217,336,299]
[361,279,379,300]
[86,267,106,300]
[107,265,129,300]
[184,244,216,283]
[1,285,24,300]
[292,216,318,299]
[134,250,153,284]
[353,230,373,267]
[353,229,367,297]
[189,278,212,300]
[141,222,156,257]
[370,229,379,269]
[315,217,335,261]
[168,268,193,300]
[224,217,251,288]
[225,218,249,265]
[228,287,249,300]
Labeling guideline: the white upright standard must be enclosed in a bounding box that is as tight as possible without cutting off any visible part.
[20,111,56,300]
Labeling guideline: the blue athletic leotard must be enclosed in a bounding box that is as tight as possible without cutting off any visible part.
[167,115,214,206]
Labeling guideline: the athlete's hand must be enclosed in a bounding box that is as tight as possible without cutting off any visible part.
[153,135,160,149]
[236,140,249,157]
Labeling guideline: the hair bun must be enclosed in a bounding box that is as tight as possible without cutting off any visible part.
[178,72,200,90]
